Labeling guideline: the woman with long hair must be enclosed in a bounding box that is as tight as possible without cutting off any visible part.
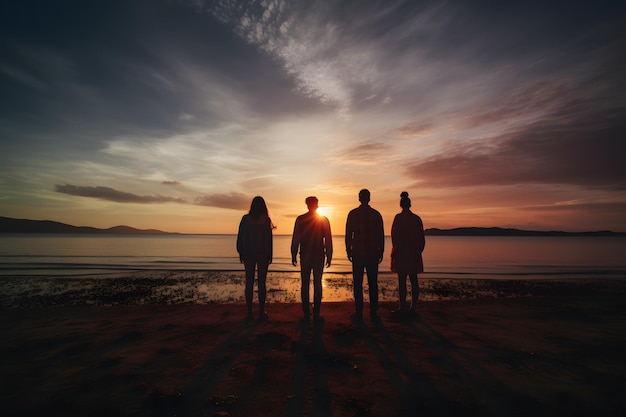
[390,191,425,316]
[237,196,274,319]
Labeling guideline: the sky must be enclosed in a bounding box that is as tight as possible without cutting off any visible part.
[1,0,625,234]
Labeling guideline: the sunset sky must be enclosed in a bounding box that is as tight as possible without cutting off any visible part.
[1,0,625,234]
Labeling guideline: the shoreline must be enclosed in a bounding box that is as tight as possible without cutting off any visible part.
[2,271,626,309]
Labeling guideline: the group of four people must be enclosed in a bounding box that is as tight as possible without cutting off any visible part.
[236,189,425,322]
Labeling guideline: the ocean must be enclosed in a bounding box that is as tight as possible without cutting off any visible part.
[1,234,625,279]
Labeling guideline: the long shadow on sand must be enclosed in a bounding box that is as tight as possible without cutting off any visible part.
[286,318,331,417]
[139,316,263,416]
[407,315,542,415]
[354,319,455,415]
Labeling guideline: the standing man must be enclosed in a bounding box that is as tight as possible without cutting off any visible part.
[345,189,384,321]
[291,196,333,321]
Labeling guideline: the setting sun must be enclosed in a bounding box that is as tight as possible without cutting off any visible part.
[315,206,332,219]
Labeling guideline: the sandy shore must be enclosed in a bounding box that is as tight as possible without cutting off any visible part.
[2,275,626,416]
[3,270,625,307]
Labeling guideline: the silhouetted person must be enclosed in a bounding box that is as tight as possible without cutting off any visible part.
[345,189,384,321]
[291,196,333,321]
[237,196,273,319]
[391,191,425,316]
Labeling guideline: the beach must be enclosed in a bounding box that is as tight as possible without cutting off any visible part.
[2,273,626,416]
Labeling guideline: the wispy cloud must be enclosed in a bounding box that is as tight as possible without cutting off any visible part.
[194,192,250,210]
[0,63,48,91]
[332,142,392,165]
[460,80,568,129]
[395,122,432,138]
[407,117,626,190]
[55,184,250,211]
[523,201,626,213]
[200,0,382,115]
[407,62,626,190]
[55,184,188,204]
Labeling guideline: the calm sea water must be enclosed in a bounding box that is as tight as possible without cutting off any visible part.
[1,234,625,279]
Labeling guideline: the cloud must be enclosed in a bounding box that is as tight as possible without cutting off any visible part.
[523,201,626,213]
[0,63,48,91]
[239,176,276,191]
[201,0,382,115]
[161,181,181,186]
[55,184,188,204]
[460,80,569,128]
[395,121,432,138]
[194,192,250,210]
[406,60,626,190]
[407,116,626,190]
[333,142,392,165]
[55,183,253,211]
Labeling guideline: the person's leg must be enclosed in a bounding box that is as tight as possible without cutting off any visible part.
[312,258,324,317]
[409,273,419,312]
[365,258,379,318]
[243,259,256,316]
[352,258,365,318]
[397,272,408,311]
[257,259,269,317]
[300,258,312,317]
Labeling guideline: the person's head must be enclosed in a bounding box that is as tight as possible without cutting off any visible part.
[400,191,411,209]
[305,196,319,212]
[358,189,371,204]
[249,196,269,219]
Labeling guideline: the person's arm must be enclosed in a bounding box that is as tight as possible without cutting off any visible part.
[345,212,353,262]
[417,216,425,254]
[291,218,300,266]
[391,215,399,248]
[324,217,333,267]
[378,212,385,264]
[268,218,274,264]
[236,216,247,263]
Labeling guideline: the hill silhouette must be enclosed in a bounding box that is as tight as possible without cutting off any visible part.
[1,216,623,236]
[0,216,174,235]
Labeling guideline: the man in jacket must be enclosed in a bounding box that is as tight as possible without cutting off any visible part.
[291,196,333,321]
[345,189,384,321]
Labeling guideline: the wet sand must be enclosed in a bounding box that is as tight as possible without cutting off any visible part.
[1,274,626,416]
[3,270,624,307]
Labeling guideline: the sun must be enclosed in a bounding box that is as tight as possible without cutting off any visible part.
[316,206,332,218]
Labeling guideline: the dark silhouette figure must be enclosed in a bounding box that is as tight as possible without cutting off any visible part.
[291,196,333,320]
[391,191,425,315]
[237,196,273,319]
[345,189,384,321]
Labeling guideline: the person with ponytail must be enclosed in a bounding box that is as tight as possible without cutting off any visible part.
[390,191,425,316]
[237,196,274,319]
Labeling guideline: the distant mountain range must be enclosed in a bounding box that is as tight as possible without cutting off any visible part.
[1,216,624,236]
[0,216,174,235]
